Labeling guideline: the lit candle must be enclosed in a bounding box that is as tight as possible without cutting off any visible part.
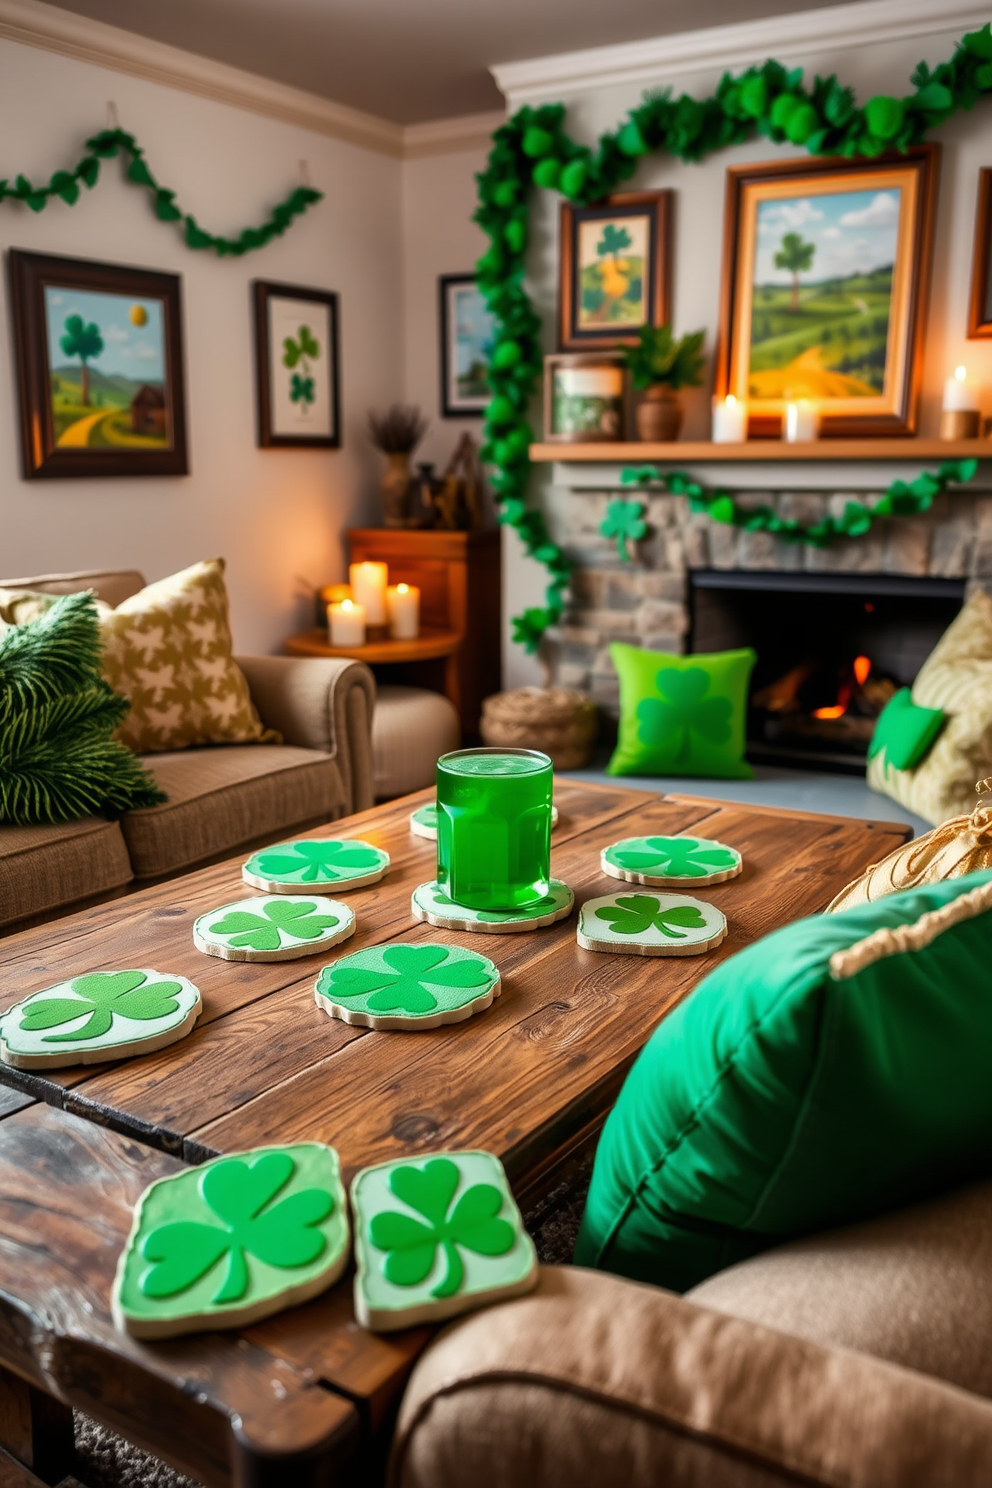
[941,366,980,439]
[328,598,366,647]
[712,395,747,443]
[348,562,388,625]
[784,398,820,442]
[386,582,420,639]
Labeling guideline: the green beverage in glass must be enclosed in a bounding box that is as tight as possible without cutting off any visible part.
[436,748,553,911]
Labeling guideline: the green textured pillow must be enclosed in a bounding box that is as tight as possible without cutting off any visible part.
[575,870,992,1292]
[868,686,945,771]
[607,643,755,779]
[0,592,165,825]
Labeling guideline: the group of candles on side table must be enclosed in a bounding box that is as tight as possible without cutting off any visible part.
[326,562,420,647]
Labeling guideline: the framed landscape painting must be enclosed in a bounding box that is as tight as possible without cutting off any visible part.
[558,191,671,351]
[253,281,340,448]
[716,148,938,436]
[439,274,495,416]
[8,250,187,478]
[968,167,992,338]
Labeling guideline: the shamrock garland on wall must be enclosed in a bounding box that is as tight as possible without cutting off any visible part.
[473,23,992,651]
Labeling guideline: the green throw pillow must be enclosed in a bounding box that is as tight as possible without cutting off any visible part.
[575,870,992,1292]
[607,644,755,779]
[868,686,945,772]
[0,592,165,826]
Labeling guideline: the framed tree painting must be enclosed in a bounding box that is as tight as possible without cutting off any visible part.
[8,249,188,479]
[439,274,496,416]
[253,281,340,448]
[716,147,939,436]
[558,191,672,351]
[968,168,992,338]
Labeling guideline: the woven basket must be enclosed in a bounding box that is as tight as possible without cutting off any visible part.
[479,687,598,770]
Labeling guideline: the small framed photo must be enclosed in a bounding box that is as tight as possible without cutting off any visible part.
[968,168,992,339]
[253,280,340,448]
[439,274,495,416]
[8,249,188,479]
[558,190,672,351]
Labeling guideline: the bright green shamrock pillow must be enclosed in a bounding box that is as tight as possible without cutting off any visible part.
[575,869,992,1292]
[607,643,755,779]
[868,687,945,772]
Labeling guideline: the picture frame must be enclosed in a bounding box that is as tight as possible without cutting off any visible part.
[8,249,188,479]
[252,280,340,448]
[542,353,627,443]
[558,190,672,351]
[968,168,992,339]
[715,147,939,437]
[438,274,495,416]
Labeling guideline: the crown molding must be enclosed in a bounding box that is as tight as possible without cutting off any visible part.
[403,110,504,159]
[492,0,991,106]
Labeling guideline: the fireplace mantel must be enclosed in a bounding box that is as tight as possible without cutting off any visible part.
[530,439,991,462]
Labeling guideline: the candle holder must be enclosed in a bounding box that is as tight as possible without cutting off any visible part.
[940,409,980,440]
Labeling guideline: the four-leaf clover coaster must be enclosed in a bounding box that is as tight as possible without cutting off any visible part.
[602,835,742,887]
[0,969,202,1070]
[193,896,356,962]
[113,1143,349,1338]
[577,891,727,957]
[243,838,389,892]
[410,803,557,841]
[351,1151,538,1332]
[411,879,573,933]
[315,943,500,1030]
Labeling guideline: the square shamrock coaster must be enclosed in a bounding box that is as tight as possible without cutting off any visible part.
[193,896,356,962]
[602,835,742,887]
[0,969,201,1071]
[113,1143,349,1339]
[351,1151,538,1332]
[411,879,573,933]
[315,943,500,1030]
[577,892,727,957]
[410,804,558,842]
[243,838,389,893]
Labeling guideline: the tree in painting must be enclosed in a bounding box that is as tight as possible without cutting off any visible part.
[282,325,320,410]
[773,233,816,312]
[59,315,104,406]
[597,223,633,302]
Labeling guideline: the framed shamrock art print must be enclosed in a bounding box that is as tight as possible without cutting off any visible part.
[252,280,340,448]
[558,191,671,351]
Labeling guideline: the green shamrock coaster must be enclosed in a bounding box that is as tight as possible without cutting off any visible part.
[351,1150,538,1332]
[577,892,727,957]
[315,943,500,1030]
[0,969,202,1071]
[113,1143,349,1339]
[243,838,389,892]
[410,803,558,841]
[411,879,573,933]
[602,835,742,887]
[193,896,356,962]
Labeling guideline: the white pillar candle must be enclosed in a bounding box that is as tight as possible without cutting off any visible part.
[711,395,747,443]
[943,365,979,412]
[328,599,366,647]
[784,399,820,442]
[386,582,420,639]
[348,562,388,624]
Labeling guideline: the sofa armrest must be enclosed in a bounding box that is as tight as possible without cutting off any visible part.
[236,655,375,815]
[391,1266,992,1488]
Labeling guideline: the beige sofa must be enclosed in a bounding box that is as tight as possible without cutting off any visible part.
[0,568,376,934]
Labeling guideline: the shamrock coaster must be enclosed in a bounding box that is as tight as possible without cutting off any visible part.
[0,969,202,1071]
[577,892,727,957]
[113,1143,349,1339]
[351,1150,538,1332]
[410,803,558,841]
[315,943,500,1030]
[602,835,742,887]
[411,879,573,933]
[193,896,356,962]
[243,838,389,892]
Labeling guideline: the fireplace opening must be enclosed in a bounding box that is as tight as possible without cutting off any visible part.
[689,570,965,773]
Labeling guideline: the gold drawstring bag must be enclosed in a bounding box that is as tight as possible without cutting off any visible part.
[827,780,992,913]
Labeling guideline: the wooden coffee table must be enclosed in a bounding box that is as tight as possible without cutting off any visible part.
[0,782,909,1487]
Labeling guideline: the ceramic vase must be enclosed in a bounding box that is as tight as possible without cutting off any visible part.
[635,386,683,442]
[381,452,413,527]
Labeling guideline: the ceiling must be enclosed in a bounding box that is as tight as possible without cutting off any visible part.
[50,0,854,125]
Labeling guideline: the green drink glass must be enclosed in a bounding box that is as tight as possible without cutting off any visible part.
[436,748,553,911]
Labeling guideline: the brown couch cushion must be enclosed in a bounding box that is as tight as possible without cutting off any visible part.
[0,818,132,931]
[122,745,344,878]
[687,1178,992,1400]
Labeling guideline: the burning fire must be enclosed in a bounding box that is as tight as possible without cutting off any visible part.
[812,656,871,720]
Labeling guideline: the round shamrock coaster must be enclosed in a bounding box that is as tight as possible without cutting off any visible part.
[0,969,201,1071]
[315,943,500,1030]
[411,879,573,933]
[112,1143,350,1339]
[410,803,558,841]
[602,834,742,887]
[193,896,356,962]
[243,838,389,892]
[577,892,727,957]
[351,1150,538,1332]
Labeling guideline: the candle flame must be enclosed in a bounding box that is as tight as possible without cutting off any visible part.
[726,395,737,407]
[956,365,968,381]
[853,655,871,685]
[397,583,409,593]
[341,599,353,611]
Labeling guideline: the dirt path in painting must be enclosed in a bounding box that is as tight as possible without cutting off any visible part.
[56,409,115,447]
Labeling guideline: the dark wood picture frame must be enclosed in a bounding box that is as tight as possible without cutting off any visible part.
[252,280,340,448]
[558,190,672,351]
[8,249,188,479]
[438,273,494,417]
[968,168,992,339]
[715,146,939,437]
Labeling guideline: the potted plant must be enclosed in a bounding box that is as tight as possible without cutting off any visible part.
[367,405,428,526]
[622,325,706,442]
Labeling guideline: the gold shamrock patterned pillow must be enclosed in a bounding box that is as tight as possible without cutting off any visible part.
[99,559,275,754]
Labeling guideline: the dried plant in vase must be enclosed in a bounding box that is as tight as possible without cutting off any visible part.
[367,405,429,527]
[622,326,705,442]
